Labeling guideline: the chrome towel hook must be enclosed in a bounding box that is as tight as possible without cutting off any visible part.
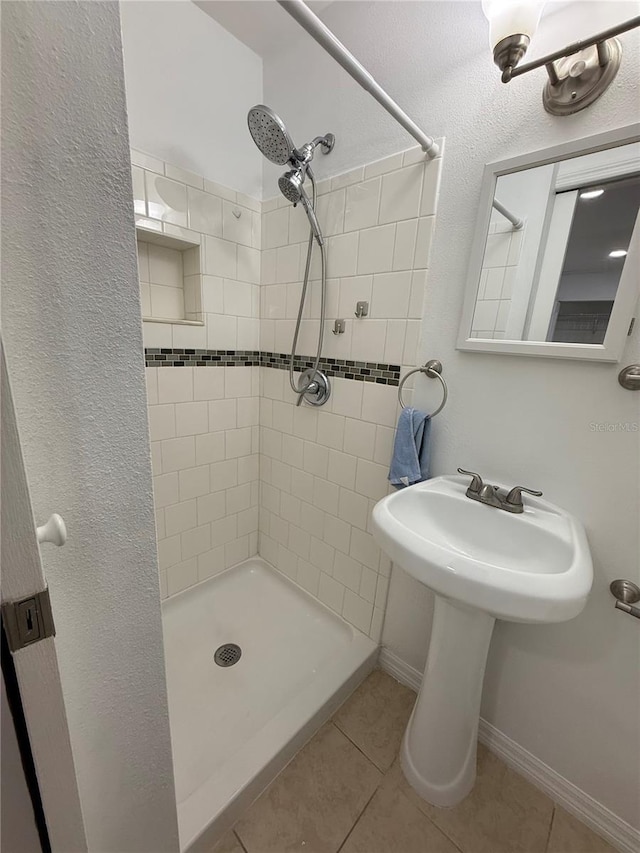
[398,359,448,416]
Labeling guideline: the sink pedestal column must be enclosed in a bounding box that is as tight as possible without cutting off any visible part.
[400,594,495,807]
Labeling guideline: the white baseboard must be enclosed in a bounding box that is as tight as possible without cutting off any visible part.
[378,647,639,853]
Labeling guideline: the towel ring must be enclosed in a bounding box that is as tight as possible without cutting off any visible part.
[398,359,448,416]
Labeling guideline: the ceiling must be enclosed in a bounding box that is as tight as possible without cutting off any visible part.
[195,0,334,58]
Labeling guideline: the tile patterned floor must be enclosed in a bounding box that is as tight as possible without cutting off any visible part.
[213,670,618,853]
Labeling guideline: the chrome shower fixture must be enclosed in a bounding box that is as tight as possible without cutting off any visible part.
[247,104,334,243]
[247,104,335,407]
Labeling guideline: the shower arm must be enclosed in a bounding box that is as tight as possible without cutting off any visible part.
[277,0,439,159]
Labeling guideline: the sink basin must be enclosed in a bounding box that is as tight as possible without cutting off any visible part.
[371,474,593,808]
[372,475,592,623]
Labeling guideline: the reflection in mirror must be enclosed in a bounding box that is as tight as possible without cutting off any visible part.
[470,142,640,346]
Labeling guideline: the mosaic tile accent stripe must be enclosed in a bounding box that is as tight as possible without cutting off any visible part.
[144,349,401,385]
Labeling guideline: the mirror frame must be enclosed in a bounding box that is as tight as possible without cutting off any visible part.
[457,123,640,362]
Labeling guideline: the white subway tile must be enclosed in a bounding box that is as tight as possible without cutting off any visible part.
[165,163,203,189]
[271,459,292,493]
[161,436,195,473]
[225,536,250,569]
[195,432,225,465]
[188,187,222,236]
[151,441,163,475]
[331,167,365,191]
[207,314,237,350]
[338,488,369,531]
[384,320,407,364]
[359,566,378,603]
[197,545,226,581]
[226,427,252,458]
[316,412,345,450]
[393,219,418,271]
[355,458,389,501]
[351,319,387,362]
[131,149,164,174]
[297,559,320,596]
[210,458,238,492]
[264,207,289,249]
[361,382,397,427]
[364,153,404,180]
[146,173,188,227]
[342,589,373,634]
[158,535,181,571]
[193,368,225,402]
[203,179,236,202]
[153,472,179,509]
[237,397,259,428]
[237,245,260,284]
[350,528,381,572]
[237,506,259,537]
[196,491,226,526]
[143,320,172,349]
[420,158,441,216]
[149,404,176,442]
[357,224,395,275]
[204,235,237,278]
[343,418,376,459]
[323,514,351,554]
[327,231,359,277]
[333,552,362,593]
[178,465,210,501]
[318,572,345,614]
[344,178,380,232]
[327,449,357,490]
[371,271,412,318]
[150,284,184,319]
[226,483,252,514]
[181,524,211,560]
[303,442,329,478]
[175,401,209,436]
[403,320,421,365]
[331,377,362,419]
[313,478,339,514]
[165,499,197,537]
[225,366,252,398]
[414,216,435,269]
[222,200,252,246]
[132,166,146,216]
[309,536,335,574]
[172,323,206,350]
[158,367,193,404]
[276,244,301,283]
[337,275,373,319]
[373,426,395,467]
[379,163,424,224]
[167,558,199,596]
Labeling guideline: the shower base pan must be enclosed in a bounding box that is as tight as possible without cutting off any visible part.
[161,557,378,852]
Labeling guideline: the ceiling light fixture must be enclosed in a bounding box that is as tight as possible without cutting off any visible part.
[579,189,605,200]
[482,4,640,116]
[609,250,628,259]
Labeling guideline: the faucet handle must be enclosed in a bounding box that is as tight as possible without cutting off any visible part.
[457,468,484,494]
[505,485,543,508]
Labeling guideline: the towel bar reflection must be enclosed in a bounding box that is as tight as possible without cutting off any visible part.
[398,360,448,415]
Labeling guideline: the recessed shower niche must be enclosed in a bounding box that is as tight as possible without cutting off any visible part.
[136,226,204,325]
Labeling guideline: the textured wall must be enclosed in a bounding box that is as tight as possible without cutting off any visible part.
[1,3,179,849]
[264,0,640,828]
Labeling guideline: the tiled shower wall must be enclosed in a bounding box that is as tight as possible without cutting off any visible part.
[132,148,261,598]
[134,144,443,639]
[258,146,442,643]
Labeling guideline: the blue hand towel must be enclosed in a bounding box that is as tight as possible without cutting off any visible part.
[388,407,432,489]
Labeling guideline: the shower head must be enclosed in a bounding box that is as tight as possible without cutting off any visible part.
[278,168,305,204]
[247,105,295,166]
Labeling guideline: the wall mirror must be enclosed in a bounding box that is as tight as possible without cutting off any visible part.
[457,125,640,361]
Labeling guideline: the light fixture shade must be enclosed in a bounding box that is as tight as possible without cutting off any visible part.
[482,0,545,49]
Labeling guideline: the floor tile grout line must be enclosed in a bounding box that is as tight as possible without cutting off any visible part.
[335,786,380,853]
[232,827,249,853]
[330,718,390,775]
[544,805,557,853]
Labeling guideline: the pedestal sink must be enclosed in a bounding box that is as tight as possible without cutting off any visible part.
[372,474,592,807]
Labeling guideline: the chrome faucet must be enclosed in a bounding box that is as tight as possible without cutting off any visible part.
[457,468,542,514]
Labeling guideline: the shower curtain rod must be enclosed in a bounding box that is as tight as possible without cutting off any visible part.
[276,0,440,159]
[492,198,524,230]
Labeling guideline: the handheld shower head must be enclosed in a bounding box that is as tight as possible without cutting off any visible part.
[247,105,295,165]
[279,167,323,246]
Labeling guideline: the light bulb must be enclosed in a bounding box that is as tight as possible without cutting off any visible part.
[579,189,605,200]
[608,249,628,258]
[482,0,545,49]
